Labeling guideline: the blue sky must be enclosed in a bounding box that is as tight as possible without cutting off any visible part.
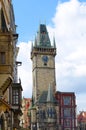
[12,0,86,42]
[12,0,86,112]
[13,0,58,42]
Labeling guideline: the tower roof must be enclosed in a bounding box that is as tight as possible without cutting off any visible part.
[31,24,56,58]
[35,24,51,48]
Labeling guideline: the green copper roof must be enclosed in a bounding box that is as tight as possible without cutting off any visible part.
[37,91,47,103]
[35,24,51,48]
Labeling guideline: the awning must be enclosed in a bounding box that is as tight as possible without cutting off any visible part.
[0,74,12,93]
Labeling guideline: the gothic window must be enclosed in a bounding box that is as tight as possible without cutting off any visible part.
[0,52,6,64]
[39,110,43,119]
[12,89,19,105]
[49,108,52,118]
[47,108,49,117]
[52,108,56,118]
[42,110,46,119]
[47,108,56,118]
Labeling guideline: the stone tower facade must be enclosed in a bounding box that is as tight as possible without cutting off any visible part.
[31,24,56,103]
[30,24,61,130]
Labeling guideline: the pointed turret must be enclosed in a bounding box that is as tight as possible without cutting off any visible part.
[34,36,37,47]
[31,41,33,52]
[47,84,57,103]
[53,36,56,48]
[47,84,53,103]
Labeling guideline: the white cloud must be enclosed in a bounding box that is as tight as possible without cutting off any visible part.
[51,0,86,111]
[17,42,32,97]
[17,0,86,111]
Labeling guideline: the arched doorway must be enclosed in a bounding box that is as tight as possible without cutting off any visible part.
[0,115,5,130]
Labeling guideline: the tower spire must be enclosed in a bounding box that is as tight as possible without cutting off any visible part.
[53,36,56,48]
[31,41,33,51]
[36,24,51,47]
[47,84,57,103]
[34,36,37,47]
[47,84,54,103]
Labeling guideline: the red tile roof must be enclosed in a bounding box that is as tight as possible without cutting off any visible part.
[77,111,86,122]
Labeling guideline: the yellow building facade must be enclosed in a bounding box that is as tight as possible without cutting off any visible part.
[0,0,22,130]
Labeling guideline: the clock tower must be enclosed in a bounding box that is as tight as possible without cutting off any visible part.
[31,24,56,103]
